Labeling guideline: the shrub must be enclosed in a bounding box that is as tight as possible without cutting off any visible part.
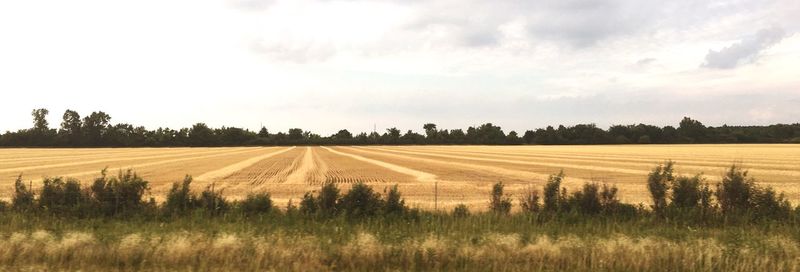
[198,184,228,215]
[568,183,602,214]
[90,169,149,216]
[239,192,274,215]
[489,182,512,215]
[543,171,566,212]
[715,165,754,215]
[318,183,340,216]
[670,175,704,209]
[299,192,318,215]
[339,182,383,218]
[519,186,541,213]
[12,175,35,211]
[751,187,792,220]
[163,175,197,216]
[38,177,89,214]
[647,161,674,216]
[452,204,470,217]
[383,185,407,216]
[599,183,620,210]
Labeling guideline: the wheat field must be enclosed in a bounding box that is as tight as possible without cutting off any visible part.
[1,144,798,211]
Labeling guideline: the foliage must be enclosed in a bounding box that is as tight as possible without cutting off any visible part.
[6,108,798,147]
[519,186,541,213]
[239,192,274,216]
[647,161,674,216]
[12,175,35,211]
[89,169,150,216]
[383,185,407,216]
[543,171,566,212]
[339,182,384,218]
[163,175,196,216]
[489,182,512,215]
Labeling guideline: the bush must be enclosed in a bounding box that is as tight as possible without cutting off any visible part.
[452,204,470,217]
[383,185,407,216]
[647,161,674,216]
[670,175,705,209]
[299,192,318,215]
[751,187,792,220]
[568,183,602,214]
[163,175,197,216]
[12,175,35,212]
[38,177,90,214]
[90,169,149,216]
[318,183,340,216]
[715,165,754,215]
[198,184,228,215]
[543,171,566,212]
[519,186,541,213]
[489,182,512,215]
[339,182,383,218]
[239,192,274,215]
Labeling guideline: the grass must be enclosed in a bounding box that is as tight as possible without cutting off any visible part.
[1,211,800,271]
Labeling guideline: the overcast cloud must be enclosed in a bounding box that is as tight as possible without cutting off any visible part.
[0,0,798,135]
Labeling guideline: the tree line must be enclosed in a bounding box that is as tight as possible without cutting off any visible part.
[1,108,799,147]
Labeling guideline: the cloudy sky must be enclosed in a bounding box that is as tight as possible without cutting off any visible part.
[1,0,798,135]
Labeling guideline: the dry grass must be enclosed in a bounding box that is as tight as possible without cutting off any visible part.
[2,144,799,211]
[1,229,798,271]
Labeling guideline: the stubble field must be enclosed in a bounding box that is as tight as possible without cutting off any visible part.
[2,144,798,211]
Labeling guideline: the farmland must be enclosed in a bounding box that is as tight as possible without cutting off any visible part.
[2,144,799,211]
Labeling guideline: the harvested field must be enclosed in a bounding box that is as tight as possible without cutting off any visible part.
[1,144,798,211]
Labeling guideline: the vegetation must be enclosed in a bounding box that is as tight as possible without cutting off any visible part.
[2,109,800,147]
[2,163,800,270]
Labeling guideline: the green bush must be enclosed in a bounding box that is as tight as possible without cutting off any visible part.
[383,185,407,216]
[318,183,340,216]
[12,175,35,212]
[339,182,383,218]
[670,175,705,209]
[519,187,541,213]
[567,183,602,214]
[163,175,197,216]
[647,161,674,216]
[543,171,566,212]
[299,192,317,215]
[198,184,228,215]
[38,177,90,214]
[715,165,754,215]
[489,182,512,215]
[239,192,274,216]
[89,169,149,216]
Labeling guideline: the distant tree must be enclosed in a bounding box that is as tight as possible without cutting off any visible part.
[384,127,401,144]
[31,108,49,132]
[678,117,707,143]
[507,131,521,144]
[334,129,353,141]
[523,130,535,144]
[258,127,269,138]
[82,111,111,146]
[188,123,215,146]
[288,128,304,142]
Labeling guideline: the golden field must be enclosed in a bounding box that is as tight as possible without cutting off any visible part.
[1,144,798,211]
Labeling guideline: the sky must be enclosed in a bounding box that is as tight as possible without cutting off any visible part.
[0,0,798,135]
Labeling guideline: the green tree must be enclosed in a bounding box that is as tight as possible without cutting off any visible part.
[83,111,111,146]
